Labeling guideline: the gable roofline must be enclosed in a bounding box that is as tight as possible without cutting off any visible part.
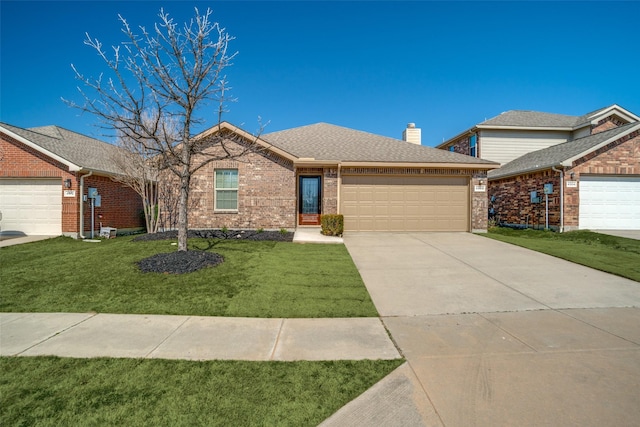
[437,104,639,149]
[435,126,478,149]
[488,122,640,180]
[0,124,83,171]
[194,121,299,163]
[560,122,640,167]
[583,104,640,126]
[263,122,497,167]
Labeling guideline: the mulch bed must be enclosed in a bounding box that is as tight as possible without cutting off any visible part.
[137,251,224,274]
[134,229,293,274]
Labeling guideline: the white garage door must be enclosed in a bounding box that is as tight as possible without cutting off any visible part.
[579,175,640,230]
[341,175,469,231]
[0,179,62,235]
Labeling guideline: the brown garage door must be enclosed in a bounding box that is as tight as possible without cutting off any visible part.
[340,175,469,231]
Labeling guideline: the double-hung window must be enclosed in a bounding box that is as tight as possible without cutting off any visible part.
[469,134,477,157]
[215,169,238,211]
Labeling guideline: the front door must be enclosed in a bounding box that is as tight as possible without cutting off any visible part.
[299,176,322,225]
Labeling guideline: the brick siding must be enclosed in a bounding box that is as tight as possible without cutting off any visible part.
[183,137,297,230]
[442,134,473,156]
[1,132,144,236]
[489,131,640,230]
[82,174,144,235]
[489,170,561,229]
[591,115,628,134]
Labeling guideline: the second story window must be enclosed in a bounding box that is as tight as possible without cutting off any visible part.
[470,134,477,157]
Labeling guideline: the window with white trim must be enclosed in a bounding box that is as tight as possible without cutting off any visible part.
[469,134,477,157]
[215,169,238,211]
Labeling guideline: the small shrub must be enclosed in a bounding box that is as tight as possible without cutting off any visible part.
[221,226,229,233]
[321,214,344,236]
[279,228,288,235]
[257,228,264,233]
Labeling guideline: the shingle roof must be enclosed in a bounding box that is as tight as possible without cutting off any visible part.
[1,123,124,174]
[480,110,585,128]
[478,104,633,129]
[489,123,640,180]
[263,122,497,165]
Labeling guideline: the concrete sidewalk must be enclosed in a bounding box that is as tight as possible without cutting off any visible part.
[0,312,400,361]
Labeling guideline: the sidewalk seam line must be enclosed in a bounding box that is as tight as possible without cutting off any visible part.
[13,312,99,356]
[144,315,191,359]
[268,318,285,361]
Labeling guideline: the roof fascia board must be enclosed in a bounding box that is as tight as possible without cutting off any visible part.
[476,124,574,132]
[340,161,498,170]
[294,159,339,167]
[588,105,640,124]
[489,165,555,181]
[194,121,299,163]
[435,126,477,149]
[1,126,82,171]
[561,123,640,167]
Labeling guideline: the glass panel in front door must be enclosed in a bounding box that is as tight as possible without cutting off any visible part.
[301,177,320,214]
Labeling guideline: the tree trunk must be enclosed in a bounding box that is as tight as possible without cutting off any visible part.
[177,176,190,251]
[177,147,191,251]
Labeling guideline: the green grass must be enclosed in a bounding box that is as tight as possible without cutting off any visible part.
[0,356,403,427]
[482,228,640,282]
[0,236,377,317]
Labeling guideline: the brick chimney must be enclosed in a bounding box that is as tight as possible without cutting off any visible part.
[402,123,421,145]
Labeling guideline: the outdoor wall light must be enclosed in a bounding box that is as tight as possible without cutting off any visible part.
[64,179,72,188]
[569,172,575,180]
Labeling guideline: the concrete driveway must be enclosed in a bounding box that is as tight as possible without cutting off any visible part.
[344,232,640,427]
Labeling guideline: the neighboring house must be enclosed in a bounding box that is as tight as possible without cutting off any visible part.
[438,104,640,231]
[184,122,498,233]
[0,123,144,237]
[437,104,640,165]
[488,123,640,231]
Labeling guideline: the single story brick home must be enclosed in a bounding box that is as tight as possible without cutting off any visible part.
[185,122,498,233]
[0,122,144,238]
[488,122,640,231]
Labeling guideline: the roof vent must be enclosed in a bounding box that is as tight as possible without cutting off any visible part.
[402,123,421,145]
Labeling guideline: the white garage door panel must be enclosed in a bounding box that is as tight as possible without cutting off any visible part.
[0,179,62,235]
[579,176,640,230]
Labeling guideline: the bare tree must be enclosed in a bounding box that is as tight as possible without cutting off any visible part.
[110,115,171,234]
[66,8,262,251]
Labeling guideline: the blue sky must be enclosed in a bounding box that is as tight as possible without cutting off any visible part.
[2,1,639,146]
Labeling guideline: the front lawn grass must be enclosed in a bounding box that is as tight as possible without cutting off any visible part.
[0,356,403,427]
[483,228,640,282]
[0,236,377,317]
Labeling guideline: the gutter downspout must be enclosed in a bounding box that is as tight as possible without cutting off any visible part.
[552,166,564,233]
[337,164,342,214]
[79,171,93,239]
